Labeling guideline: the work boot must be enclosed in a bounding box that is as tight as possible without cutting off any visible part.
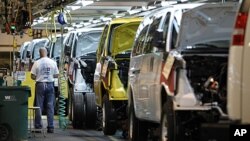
[47,128,54,133]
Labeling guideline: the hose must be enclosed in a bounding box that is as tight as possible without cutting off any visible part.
[45,10,58,43]
[45,8,72,43]
[57,8,71,129]
[58,48,69,130]
[58,87,68,129]
[43,7,72,129]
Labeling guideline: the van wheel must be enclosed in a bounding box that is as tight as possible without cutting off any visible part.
[128,103,148,141]
[102,95,117,135]
[69,87,73,121]
[84,93,97,129]
[0,124,11,141]
[160,98,175,141]
[72,92,85,129]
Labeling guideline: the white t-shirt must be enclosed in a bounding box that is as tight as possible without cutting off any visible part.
[31,57,59,82]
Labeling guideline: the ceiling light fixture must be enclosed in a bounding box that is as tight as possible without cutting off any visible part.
[81,0,94,7]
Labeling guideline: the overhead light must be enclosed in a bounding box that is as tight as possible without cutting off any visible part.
[67,0,93,11]
[100,17,112,22]
[142,6,147,11]
[75,0,94,6]
[81,1,94,6]
[127,9,142,15]
[74,24,83,28]
[113,12,126,18]
[32,21,38,26]
[83,22,91,26]
[66,5,81,11]
[161,1,179,6]
[92,19,101,24]
[66,27,74,31]
[43,17,49,21]
[38,19,44,23]
[115,15,124,18]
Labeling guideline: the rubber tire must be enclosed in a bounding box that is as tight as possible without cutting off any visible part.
[102,95,117,135]
[0,124,11,141]
[69,86,73,121]
[72,92,85,129]
[160,98,175,141]
[128,103,148,141]
[84,93,97,129]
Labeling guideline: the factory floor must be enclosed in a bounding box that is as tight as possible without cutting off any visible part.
[28,119,126,141]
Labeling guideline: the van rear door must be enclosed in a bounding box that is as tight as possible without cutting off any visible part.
[177,3,238,49]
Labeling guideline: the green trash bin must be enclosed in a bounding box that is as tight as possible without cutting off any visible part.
[0,86,31,141]
[0,78,4,86]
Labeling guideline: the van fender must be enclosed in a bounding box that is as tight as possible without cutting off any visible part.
[127,84,134,107]
[161,82,174,97]
[73,68,88,93]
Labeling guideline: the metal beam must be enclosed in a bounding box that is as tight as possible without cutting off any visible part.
[90,1,149,6]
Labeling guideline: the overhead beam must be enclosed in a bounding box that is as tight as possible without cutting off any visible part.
[90,1,148,6]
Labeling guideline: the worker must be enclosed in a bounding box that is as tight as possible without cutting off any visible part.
[30,47,59,133]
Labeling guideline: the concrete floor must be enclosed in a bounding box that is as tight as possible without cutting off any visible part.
[28,119,126,141]
[28,128,126,141]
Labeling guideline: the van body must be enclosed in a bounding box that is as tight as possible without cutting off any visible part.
[94,17,142,135]
[128,2,238,141]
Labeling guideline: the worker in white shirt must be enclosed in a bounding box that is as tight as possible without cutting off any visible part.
[31,47,59,133]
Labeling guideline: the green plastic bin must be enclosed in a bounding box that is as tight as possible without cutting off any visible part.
[0,78,4,86]
[0,86,31,141]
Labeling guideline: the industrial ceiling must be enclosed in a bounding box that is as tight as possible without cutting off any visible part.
[0,0,161,31]
[31,0,165,30]
[0,0,238,32]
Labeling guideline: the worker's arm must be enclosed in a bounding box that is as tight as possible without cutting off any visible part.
[53,62,59,78]
[30,62,37,81]
[31,74,36,80]
[53,74,59,78]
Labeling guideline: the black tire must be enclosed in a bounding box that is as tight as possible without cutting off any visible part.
[54,87,59,115]
[102,95,117,135]
[128,102,148,141]
[72,92,85,129]
[0,124,11,141]
[96,106,103,131]
[160,97,176,141]
[84,93,97,129]
[69,86,73,121]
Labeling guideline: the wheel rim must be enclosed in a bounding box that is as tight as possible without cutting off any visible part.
[161,113,168,141]
[129,111,134,139]
[102,103,105,129]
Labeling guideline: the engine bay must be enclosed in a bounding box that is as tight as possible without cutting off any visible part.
[183,55,228,113]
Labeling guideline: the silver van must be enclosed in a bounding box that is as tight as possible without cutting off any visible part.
[128,2,237,141]
[64,27,103,129]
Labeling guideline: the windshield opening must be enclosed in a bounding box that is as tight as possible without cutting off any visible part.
[52,37,63,58]
[108,24,122,54]
[33,41,47,60]
[22,44,29,60]
[74,32,101,58]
